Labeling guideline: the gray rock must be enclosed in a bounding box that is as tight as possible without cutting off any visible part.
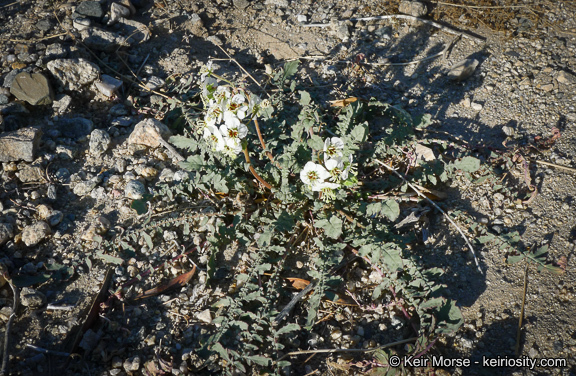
[17,166,45,183]
[109,3,131,24]
[123,356,141,372]
[0,223,14,246]
[47,184,58,201]
[47,58,100,91]
[57,117,94,138]
[52,94,72,114]
[124,179,146,199]
[20,287,47,309]
[233,0,250,10]
[73,17,92,31]
[2,69,22,89]
[9,72,54,105]
[89,129,112,156]
[80,27,126,52]
[0,127,42,162]
[398,1,428,17]
[73,1,104,20]
[95,75,123,97]
[54,168,71,182]
[447,59,479,81]
[73,179,98,196]
[265,0,288,7]
[128,118,171,148]
[0,94,9,105]
[44,43,68,59]
[55,145,78,160]
[145,76,165,90]
[36,19,52,31]
[21,221,51,247]
[556,70,576,85]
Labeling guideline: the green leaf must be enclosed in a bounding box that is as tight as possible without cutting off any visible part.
[211,342,230,362]
[275,323,300,335]
[380,200,400,221]
[507,255,525,264]
[415,113,433,129]
[275,211,295,232]
[142,232,153,249]
[452,156,481,173]
[316,216,343,239]
[350,122,368,142]
[246,355,270,366]
[531,245,548,258]
[435,299,464,334]
[180,154,205,171]
[299,91,311,106]
[95,252,124,265]
[131,198,149,215]
[307,134,324,150]
[283,60,300,81]
[477,234,495,244]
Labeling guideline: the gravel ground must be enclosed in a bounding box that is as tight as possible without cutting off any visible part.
[0,0,575,375]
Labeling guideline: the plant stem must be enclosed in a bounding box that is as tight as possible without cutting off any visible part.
[253,117,275,163]
[243,147,273,190]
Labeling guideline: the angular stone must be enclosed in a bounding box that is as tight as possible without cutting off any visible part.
[128,118,171,148]
[9,72,54,105]
[556,70,576,85]
[47,58,100,90]
[447,59,479,81]
[124,179,146,199]
[80,27,126,52]
[89,129,112,155]
[0,127,42,162]
[95,75,123,97]
[21,221,51,247]
[73,1,104,20]
[109,3,131,24]
[398,0,428,17]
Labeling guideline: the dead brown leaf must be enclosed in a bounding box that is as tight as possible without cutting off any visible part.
[134,265,196,300]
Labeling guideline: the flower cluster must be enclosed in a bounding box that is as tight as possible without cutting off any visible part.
[199,62,264,157]
[300,137,353,193]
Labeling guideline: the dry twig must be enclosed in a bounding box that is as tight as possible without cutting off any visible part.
[375,159,483,274]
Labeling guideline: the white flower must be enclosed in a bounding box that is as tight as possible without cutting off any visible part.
[324,137,344,159]
[220,121,248,141]
[300,162,339,192]
[325,154,354,181]
[223,136,243,155]
[203,125,225,151]
[204,100,224,127]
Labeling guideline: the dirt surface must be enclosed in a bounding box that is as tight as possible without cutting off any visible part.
[1,0,576,375]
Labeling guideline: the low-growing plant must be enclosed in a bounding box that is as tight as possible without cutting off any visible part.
[95,60,563,375]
